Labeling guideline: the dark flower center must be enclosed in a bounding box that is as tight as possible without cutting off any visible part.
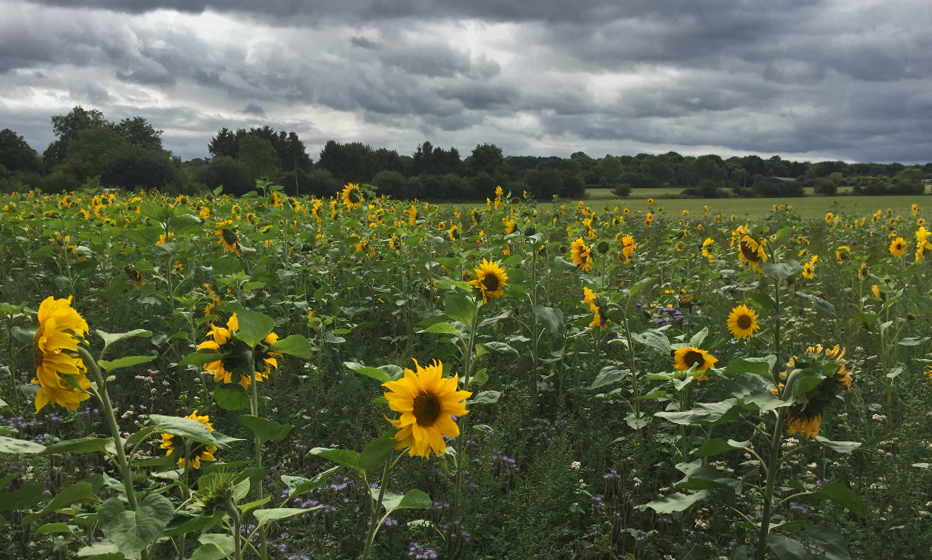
[739,238,760,262]
[684,350,704,368]
[221,229,238,245]
[482,273,500,292]
[33,325,45,367]
[737,314,753,330]
[413,392,442,427]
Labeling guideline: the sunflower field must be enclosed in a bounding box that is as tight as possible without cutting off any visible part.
[1,183,932,560]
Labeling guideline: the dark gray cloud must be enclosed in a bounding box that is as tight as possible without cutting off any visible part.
[1,0,930,163]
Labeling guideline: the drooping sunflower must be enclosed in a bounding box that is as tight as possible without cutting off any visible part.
[469,259,508,301]
[382,359,472,458]
[198,314,241,386]
[835,245,851,262]
[727,304,759,339]
[871,284,882,299]
[32,296,91,412]
[784,344,853,439]
[916,227,932,261]
[890,237,906,257]
[583,287,609,329]
[216,220,241,255]
[619,235,636,262]
[673,347,718,373]
[254,332,282,381]
[736,226,768,274]
[160,410,218,469]
[570,238,594,271]
[342,183,364,210]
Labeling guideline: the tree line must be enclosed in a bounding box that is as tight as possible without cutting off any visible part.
[2,106,930,199]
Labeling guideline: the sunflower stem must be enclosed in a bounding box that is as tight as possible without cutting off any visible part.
[756,409,784,560]
[453,296,480,518]
[247,350,269,560]
[361,452,394,560]
[79,346,147,560]
[5,318,21,416]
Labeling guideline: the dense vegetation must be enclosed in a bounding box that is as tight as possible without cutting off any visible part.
[1,184,931,559]
[2,107,930,200]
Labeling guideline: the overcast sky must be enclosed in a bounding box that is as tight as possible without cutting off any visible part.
[1,0,930,163]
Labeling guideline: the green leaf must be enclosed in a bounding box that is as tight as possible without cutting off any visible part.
[253,508,315,528]
[125,426,157,447]
[0,484,46,512]
[637,490,709,513]
[178,350,226,367]
[149,414,220,447]
[768,534,816,560]
[213,384,251,411]
[419,322,459,336]
[76,542,123,559]
[468,390,500,405]
[688,327,709,348]
[655,399,747,426]
[211,254,242,275]
[812,483,863,516]
[283,466,342,499]
[34,522,74,535]
[188,543,227,560]
[444,292,476,327]
[238,415,292,444]
[631,330,671,354]
[96,329,152,349]
[481,341,519,357]
[761,260,803,279]
[139,203,173,222]
[11,326,36,344]
[231,309,276,348]
[169,214,203,234]
[591,366,626,389]
[390,489,432,512]
[197,534,234,556]
[533,305,564,340]
[359,431,399,470]
[748,292,776,311]
[98,355,157,373]
[98,494,174,560]
[796,291,835,314]
[552,256,578,271]
[693,438,750,458]
[308,448,362,475]
[814,437,861,454]
[344,361,390,383]
[268,334,314,359]
[22,482,94,525]
[41,437,114,456]
[0,436,45,454]
[899,337,930,347]
[722,357,776,378]
[803,523,852,560]
[469,368,488,387]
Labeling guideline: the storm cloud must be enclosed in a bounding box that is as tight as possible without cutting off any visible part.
[1,0,929,162]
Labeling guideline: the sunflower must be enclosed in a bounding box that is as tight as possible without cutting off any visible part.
[583,287,608,329]
[701,237,714,263]
[802,255,817,279]
[785,413,821,439]
[727,305,759,339]
[784,344,853,439]
[619,235,636,262]
[216,220,241,255]
[916,227,932,261]
[469,259,508,302]
[645,212,654,226]
[835,245,851,262]
[342,183,363,210]
[647,198,654,205]
[673,347,718,373]
[32,296,91,412]
[570,238,594,271]
[871,284,882,299]
[912,203,919,217]
[736,227,768,273]
[890,237,906,257]
[382,359,471,458]
[160,410,218,469]
[254,332,282,381]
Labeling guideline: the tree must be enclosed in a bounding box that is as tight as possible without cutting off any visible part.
[44,106,111,167]
[467,144,504,175]
[236,135,280,182]
[198,156,253,196]
[99,144,185,192]
[318,140,379,184]
[0,129,41,173]
[57,126,129,180]
[209,128,238,159]
[372,170,409,198]
[113,117,163,151]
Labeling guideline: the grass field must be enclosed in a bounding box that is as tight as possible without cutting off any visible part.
[578,188,929,219]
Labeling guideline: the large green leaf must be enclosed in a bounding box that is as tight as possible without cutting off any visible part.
[768,534,816,560]
[591,366,626,389]
[693,438,749,458]
[722,357,776,378]
[232,309,276,348]
[803,523,852,560]
[22,482,94,524]
[359,431,399,470]
[253,508,316,528]
[213,384,251,411]
[0,436,46,454]
[149,414,219,447]
[96,329,152,349]
[98,355,157,373]
[238,415,292,444]
[761,260,803,279]
[0,484,46,512]
[637,490,709,513]
[533,305,564,340]
[814,437,861,454]
[282,466,341,499]
[41,437,114,456]
[268,334,314,359]
[75,542,122,559]
[631,330,671,354]
[98,494,174,560]
[655,399,748,426]
[309,448,363,475]
[178,349,227,367]
[812,483,863,516]
[419,322,459,336]
[344,361,390,383]
[444,292,477,327]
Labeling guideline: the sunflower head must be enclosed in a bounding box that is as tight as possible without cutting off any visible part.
[382,359,472,458]
[737,230,768,273]
[469,259,508,302]
[342,183,364,210]
[673,347,718,373]
[570,238,594,271]
[782,344,854,439]
[32,296,91,412]
[727,304,759,339]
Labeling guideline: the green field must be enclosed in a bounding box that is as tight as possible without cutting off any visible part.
[577,188,928,219]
